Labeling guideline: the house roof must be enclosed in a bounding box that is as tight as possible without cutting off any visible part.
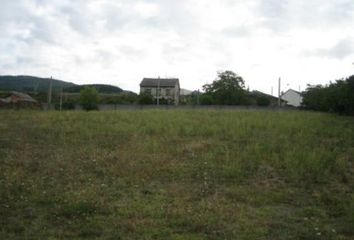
[140,78,179,87]
[251,90,287,102]
[252,90,279,100]
[281,89,301,96]
[9,91,37,102]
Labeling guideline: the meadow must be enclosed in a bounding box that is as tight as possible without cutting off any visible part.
[0,110,353,239]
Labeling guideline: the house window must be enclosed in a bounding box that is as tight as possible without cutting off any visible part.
[166,89,171,96]
[145,88,152,95]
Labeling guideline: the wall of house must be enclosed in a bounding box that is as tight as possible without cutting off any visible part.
[140,86,180,104]
[281,90,302,107]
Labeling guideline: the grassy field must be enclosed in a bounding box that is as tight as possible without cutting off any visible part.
[0,110,353,239]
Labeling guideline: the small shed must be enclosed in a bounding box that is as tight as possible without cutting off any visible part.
[0,91,39,108]
[1,91,37,103]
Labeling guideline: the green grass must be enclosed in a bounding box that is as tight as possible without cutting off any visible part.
[0,110,353,239]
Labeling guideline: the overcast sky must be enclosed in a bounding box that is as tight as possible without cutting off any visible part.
[1,0,354,94]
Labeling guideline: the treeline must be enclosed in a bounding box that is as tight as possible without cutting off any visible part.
[184,91,274,106]
[182,71,277,106]
[302,75,354,115]
[64,84,123,93]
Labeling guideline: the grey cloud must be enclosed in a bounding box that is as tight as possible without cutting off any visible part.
[0,1,28,23]
[95,49,118,65]
[162,45,188,64]
[0,1,59,45]
[323,0,354,21]
[222,26,254,38]
[27,17,59,44]
[305,39,354,59]
[147,1,199,34]
[102,3,134,31]
[258,0,289,19]
[59,4,96,35]
[101,0,198,34]
[255,0,354,33]
[255,0,290,32]
[15,56,34,65]
[1,55,45,72]
[118,46,148,61]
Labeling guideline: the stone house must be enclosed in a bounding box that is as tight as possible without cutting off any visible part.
[140,78,180,105]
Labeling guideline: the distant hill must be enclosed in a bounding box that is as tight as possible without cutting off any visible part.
[0,75,76,92]
[64,84,123,93]
[180,88,193,96]
[0,75,124,94]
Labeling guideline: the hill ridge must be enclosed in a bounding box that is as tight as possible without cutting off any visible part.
[0,75,123,94]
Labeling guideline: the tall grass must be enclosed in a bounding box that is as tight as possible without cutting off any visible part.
[0,110,353,239]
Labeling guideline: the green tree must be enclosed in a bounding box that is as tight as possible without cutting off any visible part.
[200,94,214,105]
[302,75,354,115]
[203,70,246,105]
[80,86,99,111]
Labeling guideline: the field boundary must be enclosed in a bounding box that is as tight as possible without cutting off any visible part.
[71,104,298,111]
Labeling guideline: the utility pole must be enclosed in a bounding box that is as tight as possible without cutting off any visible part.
[59,87,63,111]
[278,77,281,107]
[47,76,53,110]
[271,86,273,96]
[157,76,160,106]
[33,80,39,93]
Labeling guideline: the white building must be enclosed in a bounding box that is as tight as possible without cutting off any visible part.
[281,89,303,107]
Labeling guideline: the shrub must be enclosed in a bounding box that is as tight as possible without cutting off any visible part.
[80,86,99,111]
[138,93,154,105]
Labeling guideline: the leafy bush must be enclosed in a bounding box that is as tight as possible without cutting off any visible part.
[138,93,154,105]
[80,86,99,111]
[154,97,170,105]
